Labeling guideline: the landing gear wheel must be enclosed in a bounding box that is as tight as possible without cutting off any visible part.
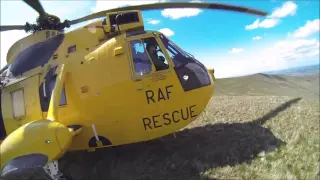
[26,160,73,180]
[42,160,74,180]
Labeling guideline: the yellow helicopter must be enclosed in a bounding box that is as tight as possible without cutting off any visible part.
[0,0,268,179]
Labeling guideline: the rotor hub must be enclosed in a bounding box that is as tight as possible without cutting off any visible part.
[37,14,61,25]
[22,14,71,33]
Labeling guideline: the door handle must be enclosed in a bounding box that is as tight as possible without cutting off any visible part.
[136,84,144,90]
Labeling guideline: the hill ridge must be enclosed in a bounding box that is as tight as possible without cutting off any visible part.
[214,72,319,100]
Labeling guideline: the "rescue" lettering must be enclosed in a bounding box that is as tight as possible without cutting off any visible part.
[142,105,197,130]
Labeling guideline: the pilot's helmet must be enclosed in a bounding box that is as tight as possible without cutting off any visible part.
[146,43,157,53]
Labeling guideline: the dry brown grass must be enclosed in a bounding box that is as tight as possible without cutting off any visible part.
[57,73,319,180]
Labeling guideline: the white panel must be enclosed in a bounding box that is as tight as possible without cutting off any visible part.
[11,89,25,119]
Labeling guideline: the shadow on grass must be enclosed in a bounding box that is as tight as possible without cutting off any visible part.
[59,98,301,180]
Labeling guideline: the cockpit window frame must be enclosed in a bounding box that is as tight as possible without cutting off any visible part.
[125,32,175,81]
[157,33,197,68]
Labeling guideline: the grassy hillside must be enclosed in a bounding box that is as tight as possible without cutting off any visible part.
[214,73,319,100]
[57,73,319,180]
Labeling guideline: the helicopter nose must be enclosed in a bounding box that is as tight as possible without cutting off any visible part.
[207,68,216,82]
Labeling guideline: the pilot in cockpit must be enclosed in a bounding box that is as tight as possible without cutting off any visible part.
[146,43,169,71]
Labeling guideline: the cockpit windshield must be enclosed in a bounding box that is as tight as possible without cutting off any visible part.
[158,33,211,92]
[158,34,195,67]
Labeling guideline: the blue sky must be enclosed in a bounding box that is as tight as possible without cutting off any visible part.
[1,0,319,78]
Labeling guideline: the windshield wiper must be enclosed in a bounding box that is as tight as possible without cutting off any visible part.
[184,51,194,58]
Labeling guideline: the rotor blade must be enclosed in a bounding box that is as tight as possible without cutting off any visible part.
[23,0,47,17]
[70,2,268,25]
[0,25,25,32]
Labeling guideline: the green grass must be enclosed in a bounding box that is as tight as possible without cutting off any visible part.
[57,73,319,180]
[198,96,319,180]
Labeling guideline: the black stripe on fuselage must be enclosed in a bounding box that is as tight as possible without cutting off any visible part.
[88,136,112,148]
[39,66,58,112]
[10,34,65,76]
[0,90,7,140]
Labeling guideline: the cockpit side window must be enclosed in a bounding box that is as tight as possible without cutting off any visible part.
[143,37,169,71]
[129,37,170,76]
[130,40,153,75]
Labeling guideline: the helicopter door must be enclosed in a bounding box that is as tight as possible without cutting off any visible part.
[126,34,178,93]
[39,66,67,113]
[126,33,186,131]
[0,74,44,135]
[126,33,174,79]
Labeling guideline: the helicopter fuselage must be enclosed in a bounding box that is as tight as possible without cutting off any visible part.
[0,18,215,152]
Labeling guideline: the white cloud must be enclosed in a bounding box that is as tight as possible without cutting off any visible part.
[203,38,319,78]
[269,1,297,18]
[290,19,320,38]
[146,19,160,25]
[263,39,319,61]
[228,48,244,54]
[0,0,36,68]
[0,31,29,68]
[161,8,202,20]
[159,28,174,37]
[253,36,262,40]
[161,0,202,20]
[245,19,260,30]
[259,18,281,28]
[245,1,297,30]
[41,1,92,20]
[245,18,281,30]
